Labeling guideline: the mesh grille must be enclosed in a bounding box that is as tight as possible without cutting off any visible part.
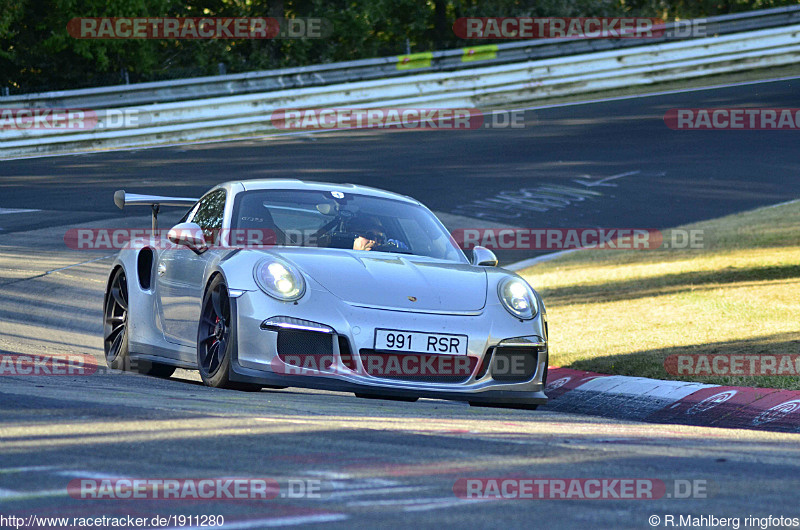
[276,329,333,358]
[491,347,539,382]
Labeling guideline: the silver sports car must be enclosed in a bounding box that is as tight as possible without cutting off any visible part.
[104,179,548,408]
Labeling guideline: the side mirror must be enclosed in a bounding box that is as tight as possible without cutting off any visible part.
[472,246,498,267]
[168,222,207,253]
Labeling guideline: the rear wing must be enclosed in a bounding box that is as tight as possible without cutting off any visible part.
[114,190,198,231]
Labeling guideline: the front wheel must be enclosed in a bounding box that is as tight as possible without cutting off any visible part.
[197,275,260,391]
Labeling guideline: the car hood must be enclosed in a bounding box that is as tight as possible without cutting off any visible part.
[276,249,486,312]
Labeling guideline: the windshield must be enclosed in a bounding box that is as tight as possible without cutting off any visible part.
[231,189,465,262]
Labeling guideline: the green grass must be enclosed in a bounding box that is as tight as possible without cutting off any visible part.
[518,199,800,389]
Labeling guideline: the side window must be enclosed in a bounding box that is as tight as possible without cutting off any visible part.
[190,189,226,244]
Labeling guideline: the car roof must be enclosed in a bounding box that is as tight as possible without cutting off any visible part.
[232,179,420,205]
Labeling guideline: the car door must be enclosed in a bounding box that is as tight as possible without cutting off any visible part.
[157,188,226,347]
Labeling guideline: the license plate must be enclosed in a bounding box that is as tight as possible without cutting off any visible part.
[374,329,468,356]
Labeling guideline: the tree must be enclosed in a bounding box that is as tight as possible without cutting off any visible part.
[2,0,796,94]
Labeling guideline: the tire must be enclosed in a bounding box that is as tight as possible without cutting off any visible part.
[197,275,260,391]
[104,267,176,378]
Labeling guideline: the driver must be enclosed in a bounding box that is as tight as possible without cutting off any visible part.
[348,215,409,252]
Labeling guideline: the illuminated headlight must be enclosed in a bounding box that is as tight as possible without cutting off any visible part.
[254,258,306,301]
[498,277,538,320]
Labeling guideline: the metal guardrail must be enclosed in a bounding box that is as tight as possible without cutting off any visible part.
[3,23,799,159]
[2,6,800,109]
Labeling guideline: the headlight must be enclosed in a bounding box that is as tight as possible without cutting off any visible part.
[254,258,306,301]
[498,277,538,320]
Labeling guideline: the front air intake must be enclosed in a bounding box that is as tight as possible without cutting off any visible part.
[276,329,334,358]
[490,346,540,382]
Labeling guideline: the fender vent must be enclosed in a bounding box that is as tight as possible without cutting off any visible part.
[137,248,154,290]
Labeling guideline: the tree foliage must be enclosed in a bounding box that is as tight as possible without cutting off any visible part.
[0,0,796,93]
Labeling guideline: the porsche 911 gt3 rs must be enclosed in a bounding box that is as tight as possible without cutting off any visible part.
[104,179,548,408]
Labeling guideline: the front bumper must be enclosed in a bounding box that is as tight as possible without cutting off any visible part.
[229,287,548,405]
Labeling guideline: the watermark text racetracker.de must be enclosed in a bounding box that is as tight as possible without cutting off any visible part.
[0,353,98,376]
[270,108,525,130]
[1,109,94,130]
[0,352,157,377]
[454,478,713,500]
[452,228,705,251]
[3,108,525,133]
[665,108,800,130]
[665,354,800,376]
[68,477,322,500]
[65,227,706,252]
[453,17,707,39]
[67,17,331,39]
[1,109,150,131]
[65,228,280,250]
[271,352,482,379]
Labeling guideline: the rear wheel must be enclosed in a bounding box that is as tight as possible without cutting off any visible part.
[104,267,175,378]
[197,275,260,391]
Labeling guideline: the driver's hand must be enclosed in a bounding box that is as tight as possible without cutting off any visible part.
[353,236,375,251]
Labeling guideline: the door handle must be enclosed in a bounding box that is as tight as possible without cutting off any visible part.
[157,262,166,276]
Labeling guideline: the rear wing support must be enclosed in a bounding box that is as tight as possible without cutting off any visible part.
[114,190,198,232]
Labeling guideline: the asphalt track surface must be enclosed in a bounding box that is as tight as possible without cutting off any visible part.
[1,77,800,528]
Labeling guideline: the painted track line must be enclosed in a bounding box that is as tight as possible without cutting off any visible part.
[0,208,40,214]
[0,466,59,474]
[0,489,67,501]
